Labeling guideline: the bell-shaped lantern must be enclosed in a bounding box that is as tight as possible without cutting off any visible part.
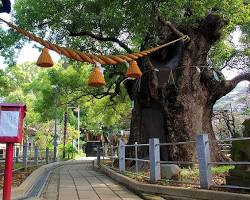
[126,60,142,78]
[36,48,54,68]
[88,66,106,87]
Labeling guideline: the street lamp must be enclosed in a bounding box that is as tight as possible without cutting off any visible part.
[67,105,80,154]
[52,85,59,162]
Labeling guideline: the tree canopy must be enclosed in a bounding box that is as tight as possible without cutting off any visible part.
[0,0,249,161]
[0,0,248,69]
[0,62,131,134]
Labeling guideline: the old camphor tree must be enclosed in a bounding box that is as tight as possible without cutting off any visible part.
[1,0,249,161]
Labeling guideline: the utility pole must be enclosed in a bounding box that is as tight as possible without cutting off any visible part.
[67,106,81,154]
[63,111,67,159]
[53,86,59,162]
[77,106,80,154]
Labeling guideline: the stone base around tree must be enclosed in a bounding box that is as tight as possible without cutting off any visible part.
[160,164,181,180]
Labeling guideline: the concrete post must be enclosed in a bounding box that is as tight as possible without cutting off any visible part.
[104,144,108,157]
[97,145,100,166]
[135,142,138,173]
[34,146,38,166]
[15,147,19,163]
[102,145,105,162]
[196,134,212,189]
[149,138,160,183]
[46,148,49,164]
[119,140,125,172]
[111,145,114,168]
[23,143,28,169]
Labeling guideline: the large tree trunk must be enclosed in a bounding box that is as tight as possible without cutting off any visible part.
[126,14,249,162]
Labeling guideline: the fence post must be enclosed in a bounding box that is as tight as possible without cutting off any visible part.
[34,146,38,166]
[196,134,212,189]
[15,147,19,163]
[119,140,125,172]
[104,144,108,157]
[102,144,105,162]
[46,148,49,164]
[111,145,114,168]
[97,145,100,166]
[135,142,138,173]
[149,138,160,183]
[23,143,28,169]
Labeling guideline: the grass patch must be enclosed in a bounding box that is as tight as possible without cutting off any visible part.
[211,165,234,174]
[14,162,23,169]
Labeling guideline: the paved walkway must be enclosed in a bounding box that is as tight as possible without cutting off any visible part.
[41,161,142,200]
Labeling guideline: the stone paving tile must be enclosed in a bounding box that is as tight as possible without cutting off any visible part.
[43,192,57,199]
[42,161,142,200]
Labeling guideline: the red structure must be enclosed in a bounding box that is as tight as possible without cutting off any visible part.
[0,103,26,200]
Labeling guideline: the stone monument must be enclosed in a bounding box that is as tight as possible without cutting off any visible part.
[226,118,250,187]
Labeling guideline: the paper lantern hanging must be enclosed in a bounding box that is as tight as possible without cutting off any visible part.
[88,66,106,87]
[36,48,54,68]
[126,60,142,78]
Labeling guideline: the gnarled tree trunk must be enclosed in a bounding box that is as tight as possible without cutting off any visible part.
[126,14,250,162]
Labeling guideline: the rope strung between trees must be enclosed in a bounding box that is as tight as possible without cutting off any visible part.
[0,17,189,65]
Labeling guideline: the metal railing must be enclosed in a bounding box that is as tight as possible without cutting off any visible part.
[208,137,250,191]
[0,143,54,175]
[97,133,250,192]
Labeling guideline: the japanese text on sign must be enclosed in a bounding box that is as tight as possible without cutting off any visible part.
[0,111,19,137]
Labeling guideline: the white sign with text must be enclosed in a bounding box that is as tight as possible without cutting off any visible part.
[0,111,19,137]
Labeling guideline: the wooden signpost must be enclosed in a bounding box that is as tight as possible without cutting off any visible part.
[0,103,26,200]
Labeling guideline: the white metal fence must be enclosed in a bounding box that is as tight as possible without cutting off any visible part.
[98,133,250,191]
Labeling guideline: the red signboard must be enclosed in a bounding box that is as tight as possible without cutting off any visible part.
[0,103,26,200]
[0,103,26,143]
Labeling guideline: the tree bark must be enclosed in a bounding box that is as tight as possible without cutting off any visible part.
[126,14,249,162]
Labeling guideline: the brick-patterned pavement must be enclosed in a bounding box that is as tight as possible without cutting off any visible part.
[42,161,142,200]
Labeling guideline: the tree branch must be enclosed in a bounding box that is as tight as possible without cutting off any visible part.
[202,69,250,103]
[69,31,132,54]
[158,16,186,38]
[213,72,250,102]
[225,73,250,89]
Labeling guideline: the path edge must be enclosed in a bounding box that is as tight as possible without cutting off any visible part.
[0,160,76,200]
[97,164,250,200]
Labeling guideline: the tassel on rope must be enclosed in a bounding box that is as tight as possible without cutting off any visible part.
[88,62,106,87]
[36,48,54,68]
[126,60,142,78]
[167,69,176,88]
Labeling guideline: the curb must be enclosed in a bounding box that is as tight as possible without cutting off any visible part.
[99,165,250,200]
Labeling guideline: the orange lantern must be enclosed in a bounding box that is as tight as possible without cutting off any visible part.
[36,48,54,68]
[88,66,106,87]
[126,60,142,78]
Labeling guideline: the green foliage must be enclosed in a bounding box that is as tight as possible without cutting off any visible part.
[0,69,11,96]
[211,165,235,174]
[1,63,41,123]
[0,0,248,67]
[209,40,236,69]
[1,62,131,149]
[33,121,55,149]
[83,91,131,132]
[0,0,250,150]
